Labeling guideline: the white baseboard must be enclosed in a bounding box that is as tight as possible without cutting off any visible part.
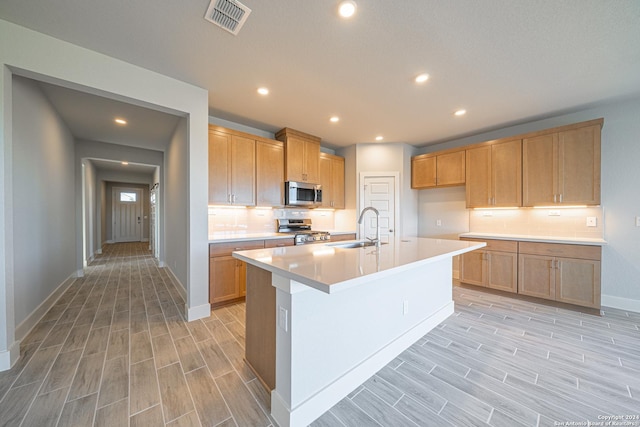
[106,240,114,244]
[0,340,20,371]
[601,294,640,314]
[164,267,187,302]
[96,248,102,255]
[187,303,211,321]
[15,272,78,342]
[141,238,149,242]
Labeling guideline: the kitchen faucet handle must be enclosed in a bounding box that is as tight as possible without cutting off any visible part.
[366,236,378,242]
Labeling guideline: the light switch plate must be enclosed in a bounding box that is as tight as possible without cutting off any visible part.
[586,217,597,227]
[636,216,640,227]
[278,306,288,332]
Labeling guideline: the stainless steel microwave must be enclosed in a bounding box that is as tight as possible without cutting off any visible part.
[284,181,322,207]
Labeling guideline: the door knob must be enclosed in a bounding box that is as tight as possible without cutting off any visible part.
[389,229,394,232]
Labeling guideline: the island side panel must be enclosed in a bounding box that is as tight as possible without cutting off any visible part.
[271,258,454,427]
[245,264,276,391]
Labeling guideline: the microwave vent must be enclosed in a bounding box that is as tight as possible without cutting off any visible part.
[204,0,251,35]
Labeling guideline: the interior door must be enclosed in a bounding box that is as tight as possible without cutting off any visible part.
[113,187,142,242]
[362,175,395,243]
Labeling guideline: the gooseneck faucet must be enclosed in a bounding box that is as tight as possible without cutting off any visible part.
[357,206,381,247]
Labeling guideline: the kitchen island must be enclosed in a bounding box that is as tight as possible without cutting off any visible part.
[233,237,485,427]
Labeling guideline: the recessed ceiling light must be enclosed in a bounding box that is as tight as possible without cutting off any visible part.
[114,118,127,125]
[338,0,357,18]
[375,136,384,141]
[454,109,467,116]
[257,87,269,95]
[415,73,429,84]
[121,161,129,165]
[330,116,340,123]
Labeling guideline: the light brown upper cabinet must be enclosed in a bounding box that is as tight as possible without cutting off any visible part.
[276,128,321,183]
[466,139,522,208]
[411,149,465,189]
[523,121,602,206]
[208,129,255,206]
[319,153,345,209]
[256,140,284,206]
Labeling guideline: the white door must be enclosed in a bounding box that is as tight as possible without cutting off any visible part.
[361,175,396,244]
[113,187,143,242]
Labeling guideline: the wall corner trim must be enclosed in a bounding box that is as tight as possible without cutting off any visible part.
[187,303,211,321]
[0,340,21,372]
[601,294,640,314]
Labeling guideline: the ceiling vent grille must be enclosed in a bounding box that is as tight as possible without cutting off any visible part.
[204,0,252,35]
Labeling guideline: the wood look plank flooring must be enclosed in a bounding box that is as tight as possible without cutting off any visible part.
[1,242,639,426]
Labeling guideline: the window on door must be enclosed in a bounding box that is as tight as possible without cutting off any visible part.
[120,192,137,202]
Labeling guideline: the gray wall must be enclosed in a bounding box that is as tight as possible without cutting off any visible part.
[164,117,189,292]
[417,96,640,308]
[11,76,77,326]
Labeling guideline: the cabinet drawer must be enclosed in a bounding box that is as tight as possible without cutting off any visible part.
[264,238,295,248]
[461,238,517,253]
[330,233,357,242]
[210,240,265,257]
[518,242,601,260]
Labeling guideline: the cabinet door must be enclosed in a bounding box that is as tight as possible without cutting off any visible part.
[437,151,466,186]
[557,125,601,205]
[518,254,555,300]
[256,140,284,206]
[304,140,320,183]
[412,155,436,188]
[230,135,255,206]
[210,256,240,304]
[331,156,345,209]
[285,137,306,182]
[523,134,557,206]
[319,154,333,208]
[460,250,486,287]
[555,258,601,308]
[208,131,231,204]
[238,260,247,297]
[492,140,522,207]
[465,146,491,207]
[487,251,517,293]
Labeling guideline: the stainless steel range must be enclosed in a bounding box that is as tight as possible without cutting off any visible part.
[277,219,331,245]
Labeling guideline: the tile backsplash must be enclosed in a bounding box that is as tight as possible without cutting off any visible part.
[469,206,605,239]
[208,207,337,235]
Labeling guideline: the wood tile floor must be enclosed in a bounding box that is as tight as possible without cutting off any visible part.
[1,243,639,426]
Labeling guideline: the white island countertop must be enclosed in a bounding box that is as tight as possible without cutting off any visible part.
[233,237,485,294]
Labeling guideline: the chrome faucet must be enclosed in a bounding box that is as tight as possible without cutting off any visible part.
[357,206,380,247]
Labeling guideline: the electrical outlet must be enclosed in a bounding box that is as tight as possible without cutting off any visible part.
[482,211,493,217]
[548,210,560,216]
[636,216,640,227]
[586,217,597,227]
[403,301,409,315]
[278,306,288,332]
[436,219,442,226]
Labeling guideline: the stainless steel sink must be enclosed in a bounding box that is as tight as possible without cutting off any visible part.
[327,241,387,248]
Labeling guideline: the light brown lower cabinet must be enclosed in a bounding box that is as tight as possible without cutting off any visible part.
[460,239,518,293]
[209,238,295,307]
[461,238,601,309]
[518,242,601,309]
[329,233,357,242]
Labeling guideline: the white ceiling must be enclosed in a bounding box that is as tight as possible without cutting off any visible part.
[89,159,157,177]
[38,82,182,152]
[2,0,640,148]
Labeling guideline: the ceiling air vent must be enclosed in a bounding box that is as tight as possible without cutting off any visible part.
[204,0,252,35]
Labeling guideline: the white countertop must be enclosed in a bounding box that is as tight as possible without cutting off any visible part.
[233,237,485,293]
[459,232,607,246]
[208,230,357,243]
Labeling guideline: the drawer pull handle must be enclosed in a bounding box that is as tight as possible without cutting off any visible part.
[234,247,242,250]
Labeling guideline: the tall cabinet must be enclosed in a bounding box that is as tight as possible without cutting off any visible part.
[523,121,601,206]
[208,129,255,206]
[465,139,522,208]
[319,152,345,208]
[275,128,321,183]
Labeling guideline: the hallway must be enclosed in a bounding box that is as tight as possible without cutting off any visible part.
[0,243,271,426]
